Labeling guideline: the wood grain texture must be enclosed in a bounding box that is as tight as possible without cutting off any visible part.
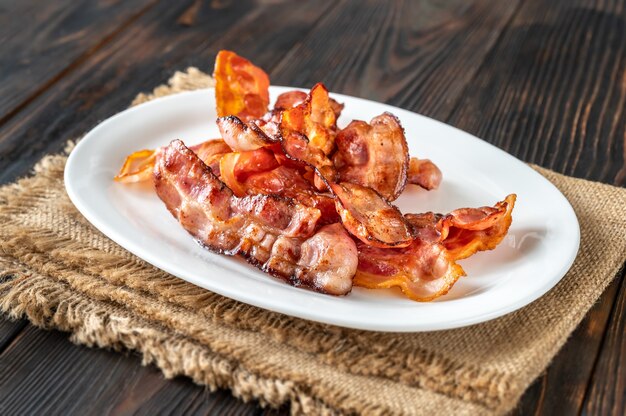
[582,271,626,416]
[271,0,522,121]
[447,0,626,185]
[0,0,335,185]
[0,0,157,123]
[446,0,626,413]
[0,318,26,352]
[0,325,273,415]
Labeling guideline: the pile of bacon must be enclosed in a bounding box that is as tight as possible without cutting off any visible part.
[115,50,516,302]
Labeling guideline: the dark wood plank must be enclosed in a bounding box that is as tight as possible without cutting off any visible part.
[447,0,626,185]
[0,0,336,185]
[0,325,269,415]
[0,317,26,352]
[582,271,626,416]
[271,0,523,121]
[444,0,626,413]
[0,0,157,123]
[513,272,623,415]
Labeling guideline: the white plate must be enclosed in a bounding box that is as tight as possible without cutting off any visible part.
[65,87,580,332]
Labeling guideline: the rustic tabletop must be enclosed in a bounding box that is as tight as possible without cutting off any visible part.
[1,0,624,414]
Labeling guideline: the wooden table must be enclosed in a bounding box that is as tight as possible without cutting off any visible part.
[1,1,624,414]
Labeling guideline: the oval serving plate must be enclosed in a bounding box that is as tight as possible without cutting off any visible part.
[64,87,580,332]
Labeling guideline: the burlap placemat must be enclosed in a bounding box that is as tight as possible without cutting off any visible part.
[1,69,625,415]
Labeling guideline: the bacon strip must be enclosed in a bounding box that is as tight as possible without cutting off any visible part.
[407,157,442,190]
[279,83,341,189]
[213,50,270,121]
[334,112,409,201]
[217,115,276,151]
[354,239,465,302]
[440,194,516,260]
[404,194,516,260]
[274,90,308,110]
[115,139,230,183]
[353,195,515,300]
[275,89,344,119]
[330,182,414,248]
[154,140,357,295]
[281,83,338,154]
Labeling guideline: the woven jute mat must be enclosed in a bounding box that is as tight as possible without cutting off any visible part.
[1,69,625,415]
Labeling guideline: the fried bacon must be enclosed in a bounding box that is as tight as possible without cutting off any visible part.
[154,140,357,295]
[354,240,465,302]
[116,50,517,302]
[213,50,270,121]
[333,112,409,201]
[405,194,516,260]
[274,91,308,110]
[114,149,156,183]
[407,157,442,190]
[217,115,276,151]
[440,194,516,260]
[280,83,338,155]
[278,83,341,189]
[115,139,230,183]
[352,195,515,301]
[275,89,344,119]
[330,182,414,248]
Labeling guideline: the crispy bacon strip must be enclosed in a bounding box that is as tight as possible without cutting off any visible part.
[407,157,442,190]
[221,153,340,224]
[219,148,279,196]
[353,195,515,301]
[333,112,409,201]
[115,139,230,183]
[354,239,465,302]
[281,83,338,154]
[114,149,156,183]
[214,50,270,121]
[217,115,276,151]
[274,90,308,110]
[275,89,344,119]
[154,140,357,295]
[330,182,414,248]
[404,194,516,260]
[279,83,341,189]
[441,194,516,260]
